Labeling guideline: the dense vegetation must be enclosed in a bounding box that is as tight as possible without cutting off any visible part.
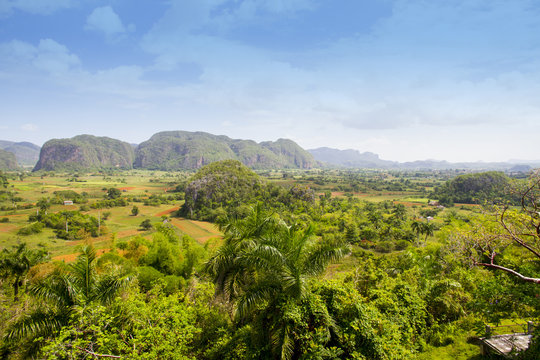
[134,131,315,170]
[0,166,539,359]
[431,171,514,206]
[34,135,135,172]
[0,149,19,170]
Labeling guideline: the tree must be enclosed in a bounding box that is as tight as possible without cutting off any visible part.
[106,187,122,199]
[131,205,139,216]
[36,197,51,214]
[450,171,540,284]
[140,219,153,231]
[0,243,48,301]
[5,246,133,344]
[411,219,435,245]
[205,204,349,359]
[411,220,423,242]
[0,171,8,188]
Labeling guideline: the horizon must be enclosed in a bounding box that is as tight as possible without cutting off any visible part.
[1,1,539,163]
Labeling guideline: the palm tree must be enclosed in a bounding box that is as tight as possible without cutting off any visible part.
[0,243,48,301]
[206,205,349,359]
[411,219,422,243]
[422,221,435,243]
[5,245,132,343]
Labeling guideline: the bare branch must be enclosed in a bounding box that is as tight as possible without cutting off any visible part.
[476,262,540,284]
[77,347,121,359]
[499,207,540,259]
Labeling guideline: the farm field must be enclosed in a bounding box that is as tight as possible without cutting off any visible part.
[0,171,221,260]
[0,169,472,260]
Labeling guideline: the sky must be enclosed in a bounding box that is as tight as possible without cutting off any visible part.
[1,0,540,163]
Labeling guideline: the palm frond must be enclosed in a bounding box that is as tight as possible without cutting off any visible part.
[69,245,97,301]
[240,244,286,273]
[235,280,279,321]
[302,242,350,277]
[271,322,294,360]
[93,271,133,304]
[29,273,75,307]
[4,309,68,341]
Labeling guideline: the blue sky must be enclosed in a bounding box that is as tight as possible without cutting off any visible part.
[1,0,540,162]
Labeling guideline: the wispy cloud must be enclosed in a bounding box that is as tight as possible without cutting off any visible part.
[0,0,75,16]
[85,6,135,42]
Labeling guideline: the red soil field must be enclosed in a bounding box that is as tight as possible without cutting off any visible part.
[154,207,180,217]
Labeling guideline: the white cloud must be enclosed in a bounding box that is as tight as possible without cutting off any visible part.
[33,39,80,74]
[85,6,135,41]
[0,38,80,75]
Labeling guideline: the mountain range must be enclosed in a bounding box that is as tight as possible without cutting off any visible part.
[0,132,537,172]
[307,147,538,171]
[0,140,40,167]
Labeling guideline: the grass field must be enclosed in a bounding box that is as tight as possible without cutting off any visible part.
[0,172,219,260]
[0,170,472,264]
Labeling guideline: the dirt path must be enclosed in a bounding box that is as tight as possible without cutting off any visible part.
[155,207,180,217]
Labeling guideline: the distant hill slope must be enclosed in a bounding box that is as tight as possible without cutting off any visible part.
[309,147,536,171]
[0,140,40,167]
[308,147,395,168]
[0,149,20,170]
[33,135,135,171]
[134,131,315,170]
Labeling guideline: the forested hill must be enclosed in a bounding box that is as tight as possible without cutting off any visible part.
[33,135,135,171]
[0,148,19,170]
[134,131,315,170]
[0,140,40,167]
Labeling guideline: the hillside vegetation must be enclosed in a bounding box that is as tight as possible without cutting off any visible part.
[0,149,19,170]
[0,141,40,167]
[33,135,135,171]
[431,171,514,206]
[134,131,315,170]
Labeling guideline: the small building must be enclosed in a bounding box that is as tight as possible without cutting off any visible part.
[63,200,74,206]
[479,322,534,357]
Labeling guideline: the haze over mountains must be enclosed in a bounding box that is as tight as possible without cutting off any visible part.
[307,147,539,171]
[0,131,537,172]
[0,140,40,167]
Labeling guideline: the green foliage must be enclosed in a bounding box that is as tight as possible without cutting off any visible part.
[0,149,19,170]
[432,171,515,206]
[0,171,8,188]
[0,243,48,301]
[141,230,183,275]
[181,160,264,220]
[314,280,414,359]
[38,282,232,360]
[4,246,133,356]
[52,190,88,203]
[134,131,314,171]
[16,221,44,236]
[139,219,153,230]
[206,205,349,359]
[33,135,135,172]
[31,210,101,239]
[107,187,122,199]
